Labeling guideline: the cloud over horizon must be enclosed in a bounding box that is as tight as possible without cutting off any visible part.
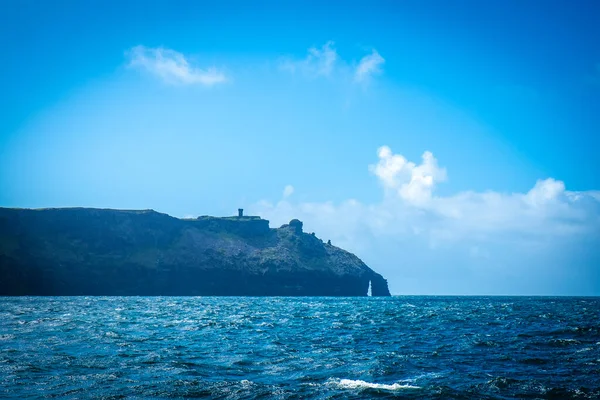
[251,146,600,294]
[127,45,227,86]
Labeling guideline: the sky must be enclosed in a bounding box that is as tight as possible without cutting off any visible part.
[1,0,599,295]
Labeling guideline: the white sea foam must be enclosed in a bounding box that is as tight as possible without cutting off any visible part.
[240,379,253,387]
[331,378,420,391]
[576,347,593,353]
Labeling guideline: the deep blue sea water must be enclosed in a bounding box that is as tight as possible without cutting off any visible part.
[1,296,599,399]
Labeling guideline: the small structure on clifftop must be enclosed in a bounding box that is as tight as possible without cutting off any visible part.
[289,219,303,233]
[238,208,243,217]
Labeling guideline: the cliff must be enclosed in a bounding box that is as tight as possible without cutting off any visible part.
[0,207,391,296]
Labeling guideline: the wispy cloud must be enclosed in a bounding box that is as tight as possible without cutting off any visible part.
[354,50,385,82]
[280,42,385,84]
[283,185,295,198]
[127,45,227,86]
[280,41,339,77]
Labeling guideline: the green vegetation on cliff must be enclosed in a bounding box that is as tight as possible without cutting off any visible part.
[0,207,391,296]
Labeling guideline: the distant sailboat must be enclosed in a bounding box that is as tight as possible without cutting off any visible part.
[367,280,372,297]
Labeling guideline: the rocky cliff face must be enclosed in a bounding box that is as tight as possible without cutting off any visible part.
[0,207,391,296]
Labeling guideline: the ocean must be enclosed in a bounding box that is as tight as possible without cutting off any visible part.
[1,296,599,399]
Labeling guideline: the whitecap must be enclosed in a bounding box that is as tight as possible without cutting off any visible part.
[407,372,444,381]
[240,379,253,387]
[576,347,593,353]
[330,378,420,391]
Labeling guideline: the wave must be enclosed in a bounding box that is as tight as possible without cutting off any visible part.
[2,297,599,399]
[330,378,421,391]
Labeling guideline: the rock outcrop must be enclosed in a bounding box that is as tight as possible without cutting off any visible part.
[0,207,391,296]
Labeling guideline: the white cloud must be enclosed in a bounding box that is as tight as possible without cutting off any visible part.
[250,146,600,294]
[525,178,565,207]
[369,146,446,205]
[127,45,227,86]
[280,42,385,84]
[280,41,338,77]
[283,185,295,198]
[354,50,385,82]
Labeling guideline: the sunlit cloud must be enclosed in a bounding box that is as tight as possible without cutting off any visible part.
[256,146,600,241]
[369,146,446,206]
[251,146,600,293]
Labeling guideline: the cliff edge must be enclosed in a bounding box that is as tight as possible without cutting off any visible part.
[0,207,391,296]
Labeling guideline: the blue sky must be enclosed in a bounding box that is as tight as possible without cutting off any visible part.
[1,0,599,294]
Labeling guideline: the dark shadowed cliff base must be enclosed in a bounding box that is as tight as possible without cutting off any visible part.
[0,208,391,296]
